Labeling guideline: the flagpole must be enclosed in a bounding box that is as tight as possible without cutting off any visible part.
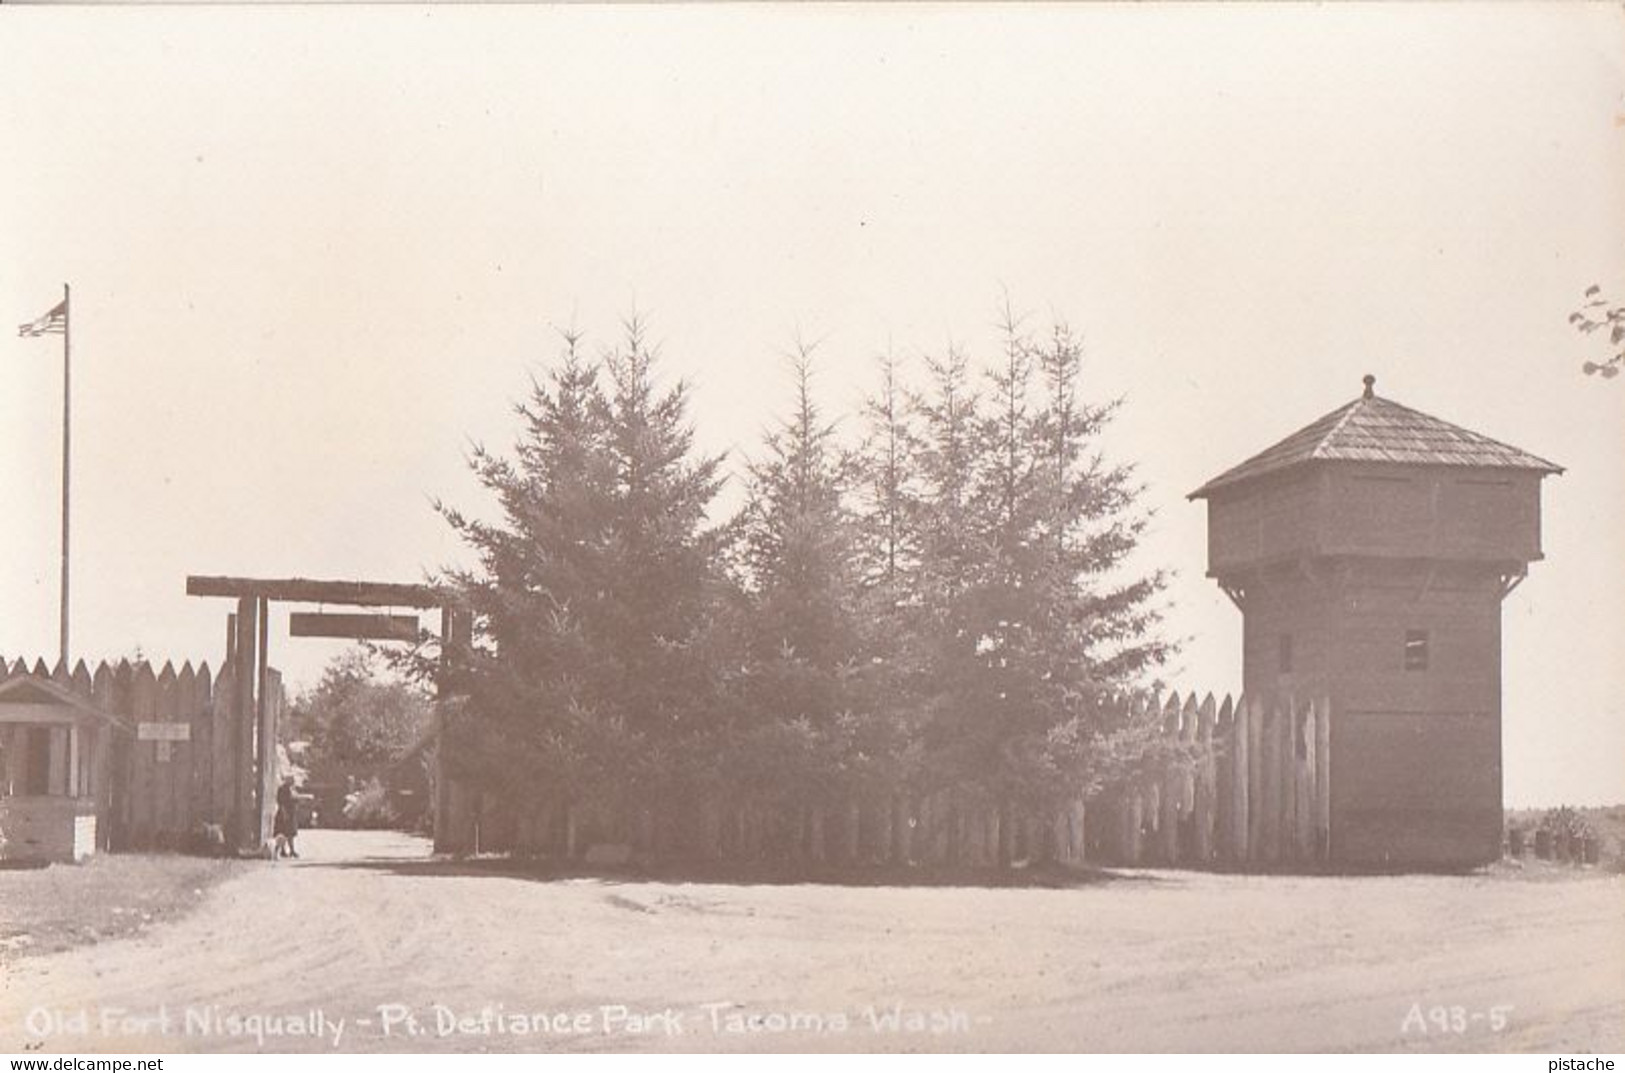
[59,282,70,666]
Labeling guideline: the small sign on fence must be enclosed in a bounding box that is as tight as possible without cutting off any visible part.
[138,721,191,742]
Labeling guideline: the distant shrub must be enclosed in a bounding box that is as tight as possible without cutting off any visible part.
[1537,806,1592,842]
[343,778,398,829]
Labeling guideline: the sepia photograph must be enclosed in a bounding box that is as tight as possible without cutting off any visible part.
[1,1,1622,1059]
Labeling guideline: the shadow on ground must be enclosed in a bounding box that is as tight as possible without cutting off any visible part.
[285,829,1529,887]
[304,851,1164,890]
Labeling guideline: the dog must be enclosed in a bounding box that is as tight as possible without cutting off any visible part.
[191,821,228,857]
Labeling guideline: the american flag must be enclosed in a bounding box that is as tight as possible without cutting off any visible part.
[18,298,67,338]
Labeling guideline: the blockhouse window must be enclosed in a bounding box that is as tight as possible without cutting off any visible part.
[1404,629,1430,672]
[1278,633,1293,673]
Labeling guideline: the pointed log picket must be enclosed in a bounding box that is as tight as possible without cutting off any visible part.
[71,660,92,697]
[1212,694,1233,861]
[1301,702,1315,859]
[1159,693,1181,864]
[212,664,236,830]
[1264,697,1284,863]
[1315,694,1332,861]
[155,662,181,839]
[129,663,158,847]
[1281,695,1297,862]
[1193,693,1216,863]
[178,662,204,834]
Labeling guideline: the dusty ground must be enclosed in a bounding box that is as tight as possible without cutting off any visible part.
[1,855,243,966]
[2,830,1620,1054]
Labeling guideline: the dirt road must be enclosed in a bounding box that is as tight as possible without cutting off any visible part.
[3,831,1620,1053]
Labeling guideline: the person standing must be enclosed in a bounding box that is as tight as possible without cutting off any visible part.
[273,775,304,859]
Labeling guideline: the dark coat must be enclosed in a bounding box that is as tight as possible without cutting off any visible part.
[274,782,299,838]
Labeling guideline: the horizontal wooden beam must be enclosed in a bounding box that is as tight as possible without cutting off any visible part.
[289,612,421,642]
[186,575,454,609]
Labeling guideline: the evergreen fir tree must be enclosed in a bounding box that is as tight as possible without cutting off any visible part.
[436,319,729,840]
[731,346,876,822]
[911,309,1174,861]
[428,300,1174,866]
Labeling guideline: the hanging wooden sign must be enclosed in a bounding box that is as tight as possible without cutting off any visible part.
[288,612,420,642]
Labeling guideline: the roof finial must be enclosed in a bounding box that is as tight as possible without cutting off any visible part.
[1362,373,1376,400]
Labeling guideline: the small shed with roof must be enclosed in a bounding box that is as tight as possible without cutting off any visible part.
[1191,376,1561,868]
[0,674,128,863]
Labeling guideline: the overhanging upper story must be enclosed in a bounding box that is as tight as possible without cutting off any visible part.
[1190,377,1562,580]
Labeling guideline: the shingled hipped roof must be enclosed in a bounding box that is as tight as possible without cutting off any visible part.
[1190,376,1563,499]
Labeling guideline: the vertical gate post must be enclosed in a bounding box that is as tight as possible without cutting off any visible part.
[255,598,275,848]
[434,606,475,854]
[232,597,257,850]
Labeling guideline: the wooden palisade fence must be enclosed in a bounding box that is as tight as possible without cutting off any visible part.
[4,658,1323,871]
[1090,691,1331,868]
[448,689,1331,871]
[0,656,281,852]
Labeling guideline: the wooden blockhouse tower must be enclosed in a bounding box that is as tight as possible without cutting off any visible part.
[1191,376,1561,867]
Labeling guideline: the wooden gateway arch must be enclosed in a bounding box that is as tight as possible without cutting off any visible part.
[185,575,471,853]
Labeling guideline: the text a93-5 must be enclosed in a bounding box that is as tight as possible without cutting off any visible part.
[1401,1003,1514,1036]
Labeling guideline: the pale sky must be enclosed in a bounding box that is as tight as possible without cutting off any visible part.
[2,4,1621,806]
